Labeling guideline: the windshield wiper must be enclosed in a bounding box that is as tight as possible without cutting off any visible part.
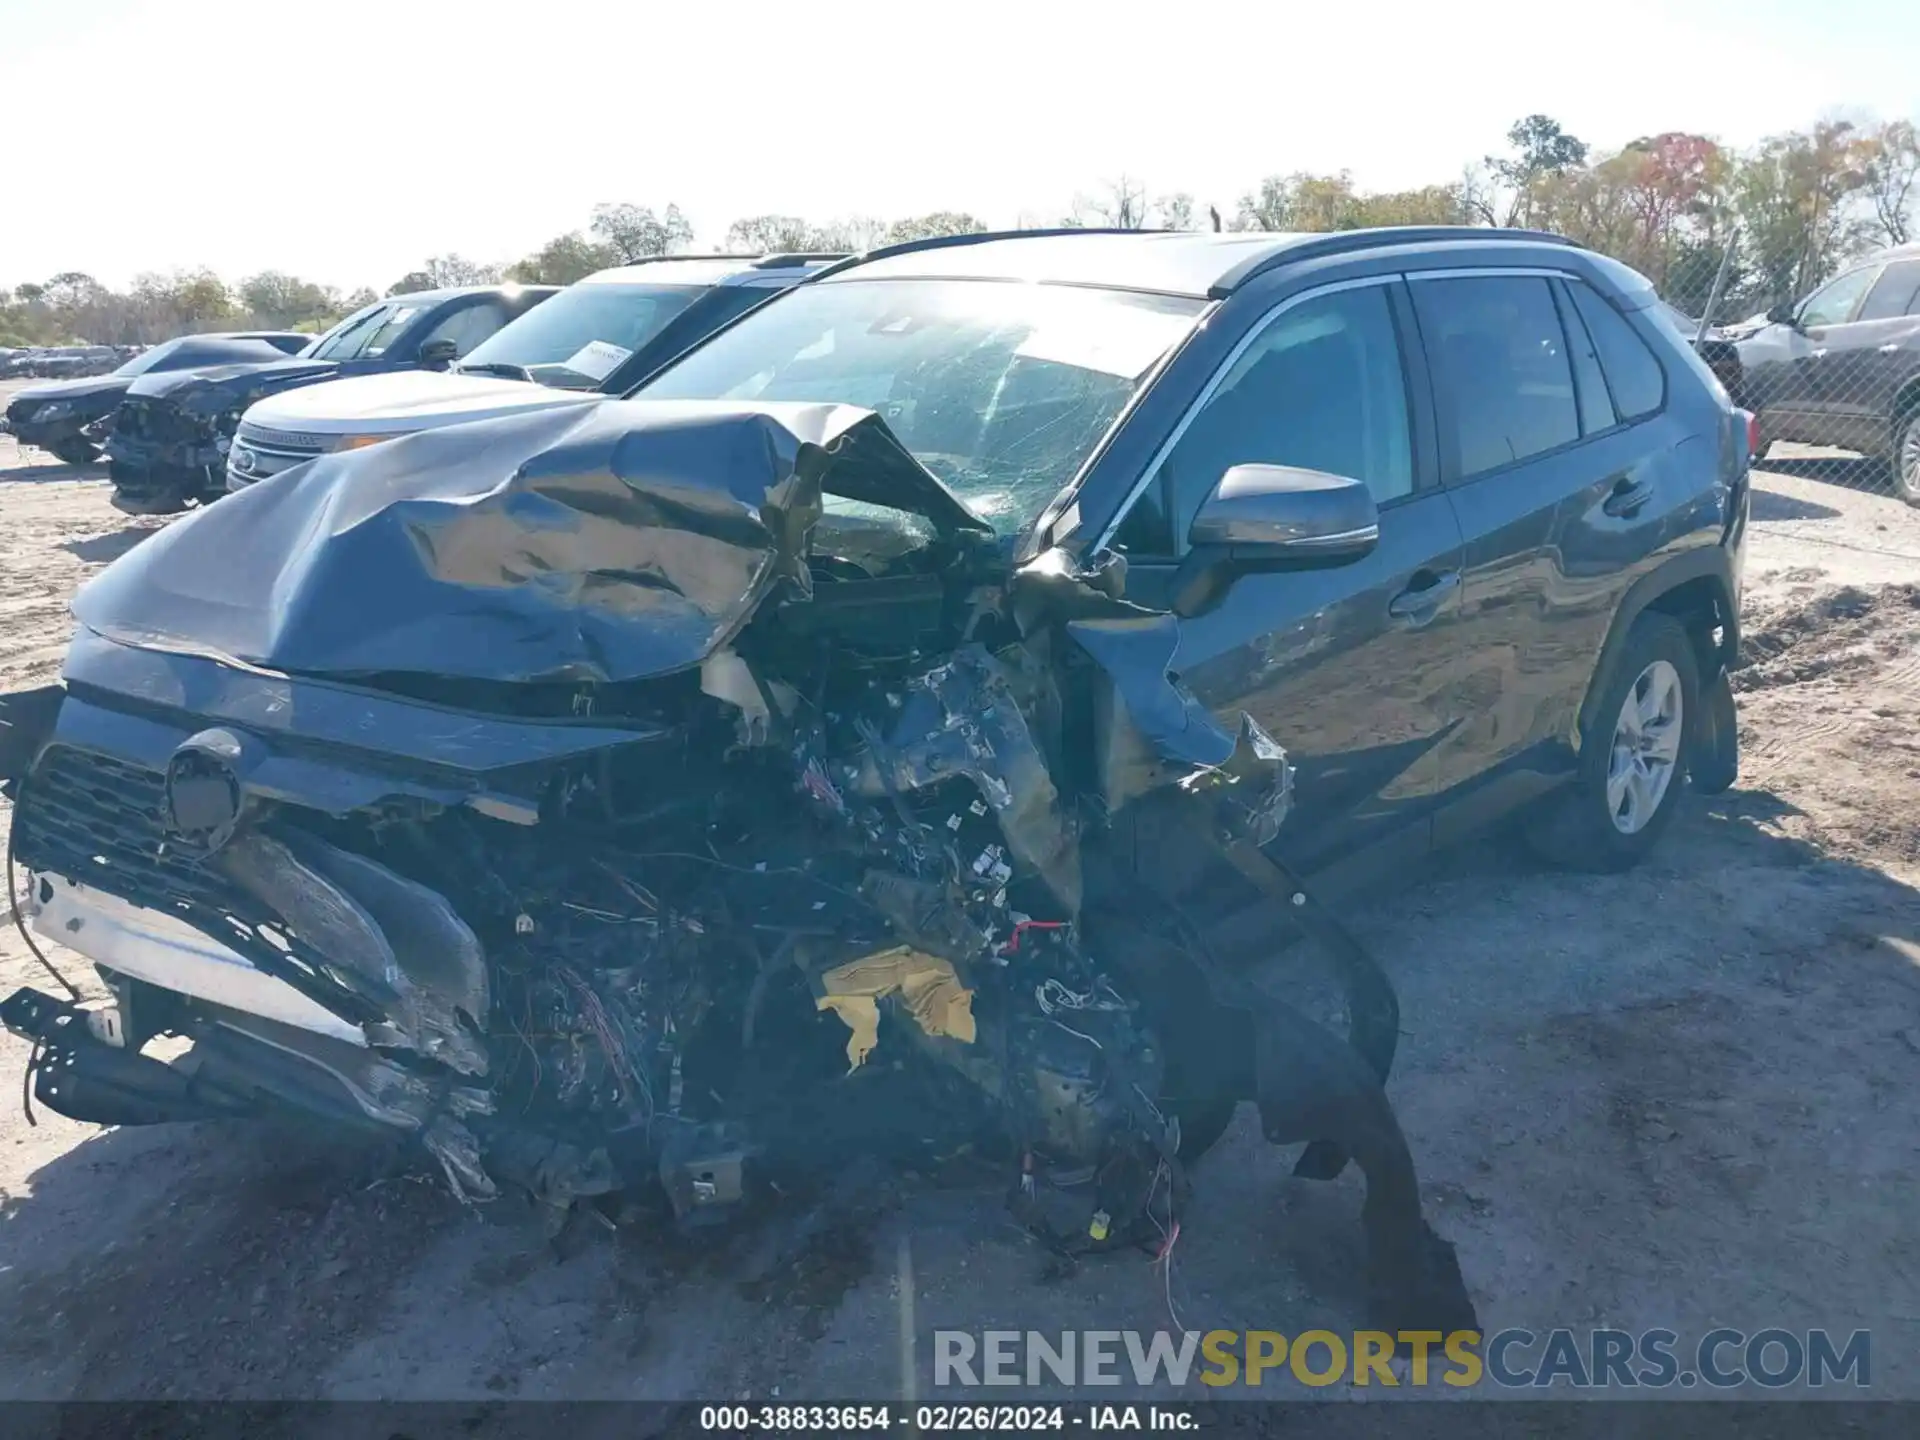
[456,361,534,382]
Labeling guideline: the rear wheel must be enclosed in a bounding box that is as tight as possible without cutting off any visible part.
[1526,613,1699,871]
[1895,410,1920,505]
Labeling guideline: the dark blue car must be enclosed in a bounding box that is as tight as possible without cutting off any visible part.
[2,332,308,464]
[104,283,556,513]
[0,228,1748,1338]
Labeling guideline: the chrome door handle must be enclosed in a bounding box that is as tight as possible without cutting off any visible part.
[1812,347,1828,358]
[1881,344,1902,354]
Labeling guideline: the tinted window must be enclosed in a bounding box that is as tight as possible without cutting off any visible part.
[1413,276,1579,477]
[464,283,706,390]
[1566,280,1666,422]
[1557,284,1617,434]
[1797,267,1876,327]
[1859,260,1920,321]
[418,300,508,359]
[1143,285,1413,547]
[361,304,425,358]
[309,305,390,360]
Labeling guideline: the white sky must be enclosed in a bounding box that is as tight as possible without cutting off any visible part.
[2,0,1915,293]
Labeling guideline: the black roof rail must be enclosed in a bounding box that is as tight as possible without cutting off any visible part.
[1212,226,1579,296]
[751,252,851,268]
[810,227,1178,281]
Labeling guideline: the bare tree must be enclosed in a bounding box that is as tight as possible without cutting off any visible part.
[1068,176,1150,228]
[1863,120,1920,247]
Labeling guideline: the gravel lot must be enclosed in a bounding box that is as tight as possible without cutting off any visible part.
[2,377,1917,1411]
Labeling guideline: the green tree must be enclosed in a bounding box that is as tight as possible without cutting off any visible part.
[1730,120,1877,307]
[590,202,694,261]
[1475,114,1592,227]
[882,211,989,244]
[723,214,881,253]
[239,271,342,327]
[505,232,620,285]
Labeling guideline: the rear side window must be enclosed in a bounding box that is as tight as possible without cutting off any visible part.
[1566,280,1666,423]
[1859,260,1920,321]
[1412,275,1579,478]
[1555,283,1616,435]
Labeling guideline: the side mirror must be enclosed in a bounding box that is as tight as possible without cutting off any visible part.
[1766,301,1798,328]
[418,338,459,370]
[1171,464,1379,617]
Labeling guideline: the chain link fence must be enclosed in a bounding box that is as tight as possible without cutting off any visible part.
[1660,242,1920,505]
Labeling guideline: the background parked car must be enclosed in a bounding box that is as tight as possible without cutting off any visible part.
[1,332,308,465]
[104,284,558,513]
[1731,242,1920,498]
[227,254,843,489]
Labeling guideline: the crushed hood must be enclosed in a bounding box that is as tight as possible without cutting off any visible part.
[246,369,596,436]
[127,357,338,408]
[75,399,990,686]
[9,374,132,410]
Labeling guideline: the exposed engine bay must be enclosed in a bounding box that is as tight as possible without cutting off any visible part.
[1,400,1476,1336]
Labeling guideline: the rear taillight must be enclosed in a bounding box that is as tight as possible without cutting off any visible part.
[1738,409,1759,462]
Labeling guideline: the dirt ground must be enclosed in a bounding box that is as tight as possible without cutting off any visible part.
[2,376,1917,1411]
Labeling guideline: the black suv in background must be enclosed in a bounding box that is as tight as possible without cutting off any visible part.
[1,332,308,464]
[1733,242,1920,499]
[104,284,557,513]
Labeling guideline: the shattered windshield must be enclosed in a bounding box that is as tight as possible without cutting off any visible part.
[635,279,1205,535]
[460,283,705,390]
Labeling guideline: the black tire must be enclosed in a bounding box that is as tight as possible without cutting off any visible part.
[1525,612,1700,872]
[49,439,98,466]
[1895,410,1920,506]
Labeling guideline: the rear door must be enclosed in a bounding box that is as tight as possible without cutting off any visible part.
[1815,258,1920,453]
[1790,264,1882,445]
[1108,277,1469,881]
[1408,269,1679,838]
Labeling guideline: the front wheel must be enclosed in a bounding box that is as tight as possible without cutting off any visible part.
[1525,613,1699,872]
[1896,411,1920,505]
[49,439,99,466]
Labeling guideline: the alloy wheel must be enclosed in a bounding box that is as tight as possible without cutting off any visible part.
[1607,659,1684,835]
[1899,416,1920,502]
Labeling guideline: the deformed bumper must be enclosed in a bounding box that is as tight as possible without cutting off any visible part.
[105,432,228,473]
[7,418,90,451]
[25,871,367,1045]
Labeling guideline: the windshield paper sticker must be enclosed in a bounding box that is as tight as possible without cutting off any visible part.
[563,340,636,382]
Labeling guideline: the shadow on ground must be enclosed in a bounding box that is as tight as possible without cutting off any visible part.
[1749,488,1843,523]
[1759,453,1897,495]
[2,789,1916,1404]
[0,461,105,485]
[60,526,155,565]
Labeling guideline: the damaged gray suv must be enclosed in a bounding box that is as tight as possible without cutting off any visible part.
[0,227,1749,1337]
